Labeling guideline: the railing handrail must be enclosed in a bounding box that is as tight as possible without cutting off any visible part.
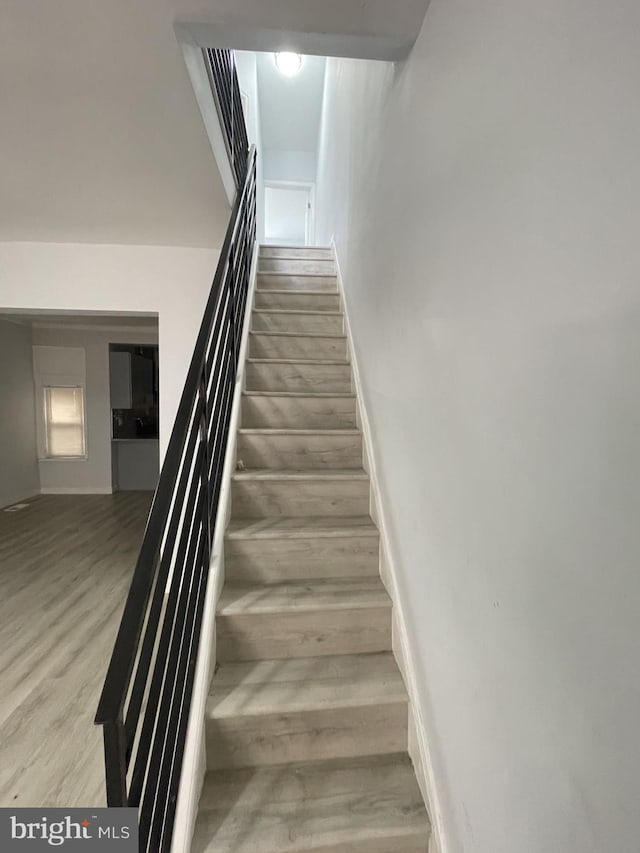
[95,151,254,727]
[94,48,256,850]
[203,48,248,188]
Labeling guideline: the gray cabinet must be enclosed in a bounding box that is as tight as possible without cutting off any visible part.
[130,353,154,407]
[109,351,132,409]
[112,440,159,491]
[110,352,155,409]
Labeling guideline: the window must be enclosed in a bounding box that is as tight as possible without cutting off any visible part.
[44,386,86,458]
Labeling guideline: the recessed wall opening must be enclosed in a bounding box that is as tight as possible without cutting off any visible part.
[109,342,160,492]
[264,180,315,246]
[235,50,327,246]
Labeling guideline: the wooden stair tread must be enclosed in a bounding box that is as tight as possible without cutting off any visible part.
[258,270,337,278]
[226,516,378,540]
[193,754,429,853]
[243,390,355,398]
[232,469,368,481]
[259,244,332,251]
[250,330,346,339]
[247,357,349,365]
[255,288,338,296]
[238,428,360,436]
[253,309,343,316]
[208,653,406,717]
[218,578,390,615]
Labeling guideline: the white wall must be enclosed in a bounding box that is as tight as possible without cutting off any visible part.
[263,150,317,184]
[0,319,39,507]
[32,327,158,493]
[0,242,217,462]
[316,2,640,852]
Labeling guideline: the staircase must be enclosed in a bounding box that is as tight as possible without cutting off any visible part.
[192,246,430,853]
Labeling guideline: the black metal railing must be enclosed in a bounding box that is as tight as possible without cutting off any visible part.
[95,134,256,849]
[204,48,249,187]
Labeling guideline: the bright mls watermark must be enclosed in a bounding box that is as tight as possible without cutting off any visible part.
[0,809,138,851]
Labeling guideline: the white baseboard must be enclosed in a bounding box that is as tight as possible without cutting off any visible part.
[170,244,259,853]
[39,486,113,495]
[332,240,448,853]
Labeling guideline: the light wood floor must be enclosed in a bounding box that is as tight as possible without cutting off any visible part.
[0,492,152,807]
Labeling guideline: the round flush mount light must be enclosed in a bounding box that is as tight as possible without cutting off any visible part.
[275,52,302,77]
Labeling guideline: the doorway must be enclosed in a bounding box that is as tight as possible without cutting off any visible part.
[264,181,314,246]
[109,343,160,492]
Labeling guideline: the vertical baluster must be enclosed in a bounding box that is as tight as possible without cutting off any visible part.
[199,366,212,560]
[96,141,256,851]
[228,247,237,375]
[103,717,128,806]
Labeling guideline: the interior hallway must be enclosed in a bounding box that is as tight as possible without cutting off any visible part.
[0,492,152,806]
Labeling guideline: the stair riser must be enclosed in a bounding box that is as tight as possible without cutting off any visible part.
[236,433,362,470]
[252,312,344,334]
[245,362,352,394]
[250,333,348,361]
[343,843,429,853]
[338,842,429,853]
[259,258,336,275]
[206,701,407,770]
[217,605,391,661]
[224,535,380,582]
[260,247,333,260]
[242,394,357,429]
[258,274,337,292]
[255,291,341,312]
[232,479,369,517]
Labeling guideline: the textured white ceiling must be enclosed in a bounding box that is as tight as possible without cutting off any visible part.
[257,53,326,153]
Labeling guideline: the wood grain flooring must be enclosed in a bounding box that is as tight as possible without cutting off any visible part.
[0,492,152,807]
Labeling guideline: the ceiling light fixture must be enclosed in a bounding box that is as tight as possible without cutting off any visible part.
[275,52,302,77]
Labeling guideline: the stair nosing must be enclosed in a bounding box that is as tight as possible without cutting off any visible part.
[218,598,391,616]
[242,390,356,398]
[208,652,406,716]
[257,271,337,278]
[238,428,360,436]
[232,469,368,480]
[207,692,406,719]
[258,258,335,264]
[249,330,347,340]
[258,249,333,255]
[246,357,349,365]
[218,578,390,614]
[258,243,331,252]
[225,517,378,540]
[226,530,378,540]
[252,309,343,317]
[255,288,339,297]
[239,425,359,433]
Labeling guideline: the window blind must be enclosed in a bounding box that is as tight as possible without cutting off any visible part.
[44,386,86,458]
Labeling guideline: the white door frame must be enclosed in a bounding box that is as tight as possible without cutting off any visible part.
[264,180,316,246]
